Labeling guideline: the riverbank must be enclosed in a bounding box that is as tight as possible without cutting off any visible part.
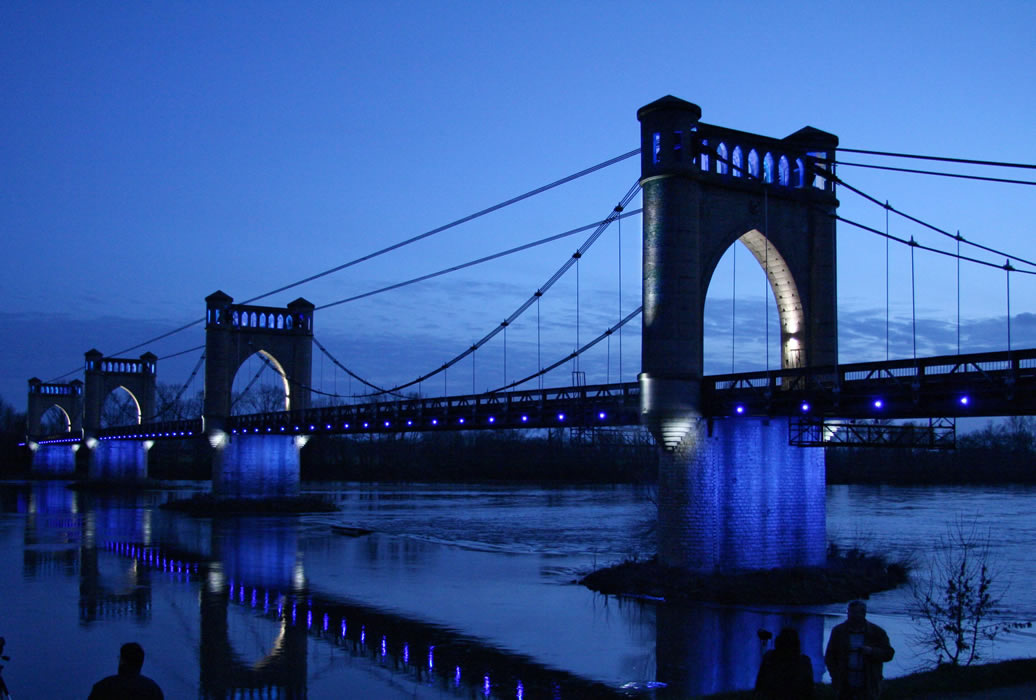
[703,658,1036,699]
[580,545,908,605]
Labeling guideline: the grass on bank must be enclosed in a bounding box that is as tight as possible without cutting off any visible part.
[703,657,1036,698]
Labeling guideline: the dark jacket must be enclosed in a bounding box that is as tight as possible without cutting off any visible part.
[754,648,814,699]
[87,671,164,700]
[824,620,894,700]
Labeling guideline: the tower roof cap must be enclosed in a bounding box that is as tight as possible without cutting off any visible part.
[205,290,233,304]
[784,125,839,148]
[637,95,702,122]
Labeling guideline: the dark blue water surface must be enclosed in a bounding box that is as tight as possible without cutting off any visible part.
[1,481,1034,699]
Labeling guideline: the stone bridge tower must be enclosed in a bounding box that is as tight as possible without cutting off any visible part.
[26,378,84,438]
[638,96,838,572]
[83,350,158,433]
[202,291,315,434]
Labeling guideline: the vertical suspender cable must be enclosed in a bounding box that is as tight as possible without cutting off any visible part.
[537,294,542,390]
[617,206,623,382]
[575,253,581,380]
[764,188,770,372]
[957,232,961,355]
[731,239,737,373]
[503,324,507,388]
[1006,259,1014,354]
[910,237,917,361]
[472,344,476,394]
[885,202,891,362]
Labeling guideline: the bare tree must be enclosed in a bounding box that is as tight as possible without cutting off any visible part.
[232,383,287,415]
[154,384,203,421]
[911,517,1031,666]
[100,389,139,427]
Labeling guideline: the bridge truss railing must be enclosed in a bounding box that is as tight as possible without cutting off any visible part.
[704,348,1036,419]
[30,428,84,446]
[227,382,642,436]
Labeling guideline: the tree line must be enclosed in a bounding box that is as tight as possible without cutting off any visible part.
[825,416,1036,484]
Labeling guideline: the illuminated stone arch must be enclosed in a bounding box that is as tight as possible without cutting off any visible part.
[83,350,157,433]
[704,230,807,370]
[203,291,314,433]
[230,349,291,415]
[99,385,143,427]
[26,378,83,437]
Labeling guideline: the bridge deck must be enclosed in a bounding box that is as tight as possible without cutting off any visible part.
[73,348,1036,443]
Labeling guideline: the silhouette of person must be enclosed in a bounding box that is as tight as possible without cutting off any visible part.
[754,627,814,699]
[824,600,894,700]
[0,636,10,700]
[88,642,163,700]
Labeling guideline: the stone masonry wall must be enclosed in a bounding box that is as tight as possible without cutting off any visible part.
[658,417,826,572]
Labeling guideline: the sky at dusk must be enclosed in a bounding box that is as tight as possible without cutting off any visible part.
[2,1,1035,414]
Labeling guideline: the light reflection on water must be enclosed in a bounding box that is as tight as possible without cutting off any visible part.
[0,481,1035,699]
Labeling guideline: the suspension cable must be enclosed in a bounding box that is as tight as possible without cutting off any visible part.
[351,182,642,397]
[835,213,1036,275]
[312,336,405,398]
[241,149,641,306]
[832,173,1036,269]
[159,344,206,361]
[230,355,270,411]
[314,210,641,311]
[834,160,1036,186]
[147,349,206,421]
[835,147,1036,170]
[47,151,640,382]
[489,306,642,393]
[309,206,642,394]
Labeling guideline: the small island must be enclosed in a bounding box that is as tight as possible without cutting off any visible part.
[580,544,908,606]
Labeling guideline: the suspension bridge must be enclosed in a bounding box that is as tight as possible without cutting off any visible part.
[22,95,1036,573]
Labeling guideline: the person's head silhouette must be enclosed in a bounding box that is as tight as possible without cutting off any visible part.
[774,627,801,655]
[118,642,146,675]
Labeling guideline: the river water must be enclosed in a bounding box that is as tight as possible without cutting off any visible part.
[1,480,1034,699]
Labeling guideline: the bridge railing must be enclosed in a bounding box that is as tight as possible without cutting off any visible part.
[227,381,642,435]
[30,428,85,445]
[705,348,1036,418]
[96,418,203,441]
